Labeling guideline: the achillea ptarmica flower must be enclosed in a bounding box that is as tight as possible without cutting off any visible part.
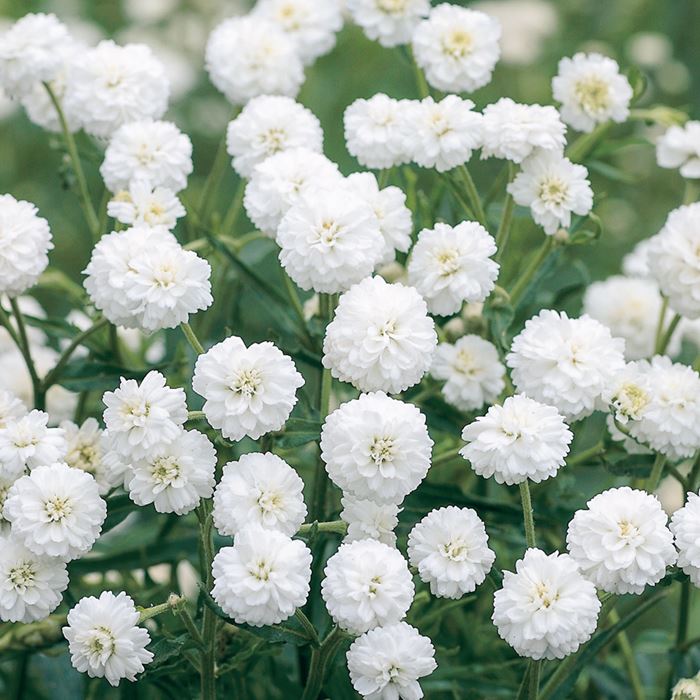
[0,536,68,622]
[107,181,186,230]
[430,335,505,412]
[205,16,304,105]
[322,276,437,394]
[63,591,154,686]
[461,394,572,485]
[347,622,437,699]
[212,452,306,537]
[226,95,323,178]
[340,495,400,546]
[345,0,430,48]
[622,237,654,279]
[407,221,498,316]
[508,151,593,235]
[320,391,433,504]
[671,676,700,700]
[0,475,18,533]
[322,539,414,634]
[211,525,312,627]
[657,121,700,179]
[671,492,700,586]
[192,336,304,442]
[408,506,495,598]
[412,4,501,93]
[493,548,600,660]
[506,309,626,421]
[0,390,25,429]
[566,486,677,594]
[552,52,632,133]
[0,194,53,297]
[4,463,106,561]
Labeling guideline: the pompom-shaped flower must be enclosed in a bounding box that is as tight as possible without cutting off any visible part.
[430,335,505,411]
[494,549,600,660]
[508,152,593,235]
[671,492,700,586]
[211,525,312,626]
[552,52,632,133]
[213,452,306,537]
[192,337,304,441]
[347,622,437,700]
[648,203,700,320]
[340,495,400,546]
[507,309,626,421]
[63,591,153,686]
[100,120,193,194]
[323,276,437,394]
[0,536,68,622]
[126,430,216,515]
[344,94,409,170]
[322,539,414,634]
[205,16,304,105]
[481,98,567,163]
[0,194,53,297]
[64,40,169,139]
[107,181,185,230]
[566,487,677,594]
[277,186,384,293]
[461,394,572,485]
[407,96,483,173]
[62,418,120,495]
[346,0,430,47]
[657,121,700,179]
[102,371,187,461]
[321,392,433,504]
[412,5,501,93]
[408,221,498,315]
[0,390,25,429]
[408,506,495,599]
[4,463,106,561]
[226,96,323,178]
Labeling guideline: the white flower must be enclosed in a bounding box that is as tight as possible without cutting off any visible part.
[0,13,73,98]
[213,452,306,537]
[461,394,572,485]
[192,336,304,442]
[508,152,593,235]
[583,275,677,360]
[0,389,26,429]
[346,0,430,47]
[323,276,437,394]
[671,492,700,586]
[552,52,632,133]
[4,463,106,561]
[107,181,185,230]
[63,591,153,686]
[622,238,654,279]
[244,148,342,236]
[408,221,498,315]
[412,5,501,93]
[493,549,600,660]
[322,539,414,634]
[648,203,700,319]
[481,98,567,163]
[507,309,626,421]
[321,392,433,503]
[672,677,700,700]
[205,16,304,105]
[64,40,169,139]
[277,186,385,293]
[341,495,400,546]
[566,486,677,594]
[100,120,193,194]
[226,96,323,178]
[102,371,187,461]
[406,96,483,173]
[0,536,68,622]
[0,475,18,533]
[657,121,700,178]
[347,622,437,700]
[408,506,495,599]
[211,525,312,627]
[604,361,652,425]
[430,335,505,411]
[0,410,66,479]
[344,94,410,169]
[126,430,216,515]
[253,0,343,65]
[0,194,53,297]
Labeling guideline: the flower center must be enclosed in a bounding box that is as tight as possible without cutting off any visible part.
[442,28,473,58]
[429,112,452,137]
[104,67,124,89]
[144,202,166,224]
[231,368,262,397]
[260,127,288,153]
[441,538,469,562]
[8,561,35,590]
[136,143,154,165]
[454,349,477,376]
[67,440,100,474]
[315,219,342,246]
[617,519,640,540]
[533,581,559,609]
[44,496,73,522]
[435,248,461,276]
[368,574,382,596]
[613,382,649,420]
[153,262,178,288]
[377,0,407,13]
[123,400,150,420]
[87,626,116,661]
[12,434,38,450]
[257,491,282,514]
[538,177,569,206]
[369,436,396,465]
[378,319,398,339]
[250,559,272,581]
[574,75,611,114]
[151,456,181,486]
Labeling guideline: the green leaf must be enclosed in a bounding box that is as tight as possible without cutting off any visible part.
[627,65,648,103]
[55,360,163,392]
[274,417,321,448]
[586,160,639,184]
[602,452,656,477]
[102,493,137,533]
[483,286,514,351]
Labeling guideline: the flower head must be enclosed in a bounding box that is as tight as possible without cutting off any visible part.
[346,0,430,47]
[107,181,185,230]
[341,495,400,546]
[671,492,700,586]
[657,121,700,179]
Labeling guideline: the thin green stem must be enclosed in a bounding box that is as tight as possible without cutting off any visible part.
[282,273,310,341]
[294,610,321,647]
[187,410,206,423]
[566,122,612,162]
[181,322,205,355]
[567,441,605,467]
[519,480,536,549]
[645,453,667,493]
[198,124,234,225]
[7,298,42,408]
[653,297,668,355]
[137,594,184,624]
[495,164,516,261]
[528,659,541,700]
[410,47,430,98]
[656,313,682,355]
[458,164,487,227]
[300,626,347,700]
[676,579,692,650]
[196,503,217,700]
[220,178,245,236]
[297,520,347,536]
[509,237,555,306]
[608,608,644,700]
[432,446,463,468]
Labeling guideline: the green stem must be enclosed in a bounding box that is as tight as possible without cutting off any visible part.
[410,47,430,98]
[196,503,217,700]
[645,453,667,493]
[198,125,234,226]
[282,273,311,342]
[608,609,644,700]
[137,593,184,624]
[7,298,42,408]
[294,610,321,647]
[509,237,555,305]
[676,576,692,649]
[519,480,536,549]
[181,322,205,355]
[432,446,463,468]
[297,520,347,536]
[653,297,668,355]
[495,165,516,261]
[300,626,347,700]
[187,410,207,423]
[528,659,541,700]
[567,441,605,467]
[220,178,245,236]
[684,179,699,205]
[656,313,682,355]
[458,164,487,228]
[566,122,612,162]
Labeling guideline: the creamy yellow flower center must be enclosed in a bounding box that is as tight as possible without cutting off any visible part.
[618,519,640,540]
[144,202,166,225]
[250,559,272,581]
[369,436,396,465]
[454,349,477,376]
[316,219,342,246]
[260,127,288,153]
[153,262,178,288]
[368,574,382,596]
[87,626,116,659]
[151,456,181,486]
[377,0,408,13]
[538,177,569,206]
[258,491,282,513]
[44,496,73,522]
[441,538,469,562]
[533,581,559,609]
[8,561,35,589]
[442,29,473,58]
[574,75,611,113]
[435,248,461,276]
[231,368,263,397]
[67,440,100,474]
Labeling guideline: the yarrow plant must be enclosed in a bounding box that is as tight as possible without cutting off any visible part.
[0,4,699,699]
